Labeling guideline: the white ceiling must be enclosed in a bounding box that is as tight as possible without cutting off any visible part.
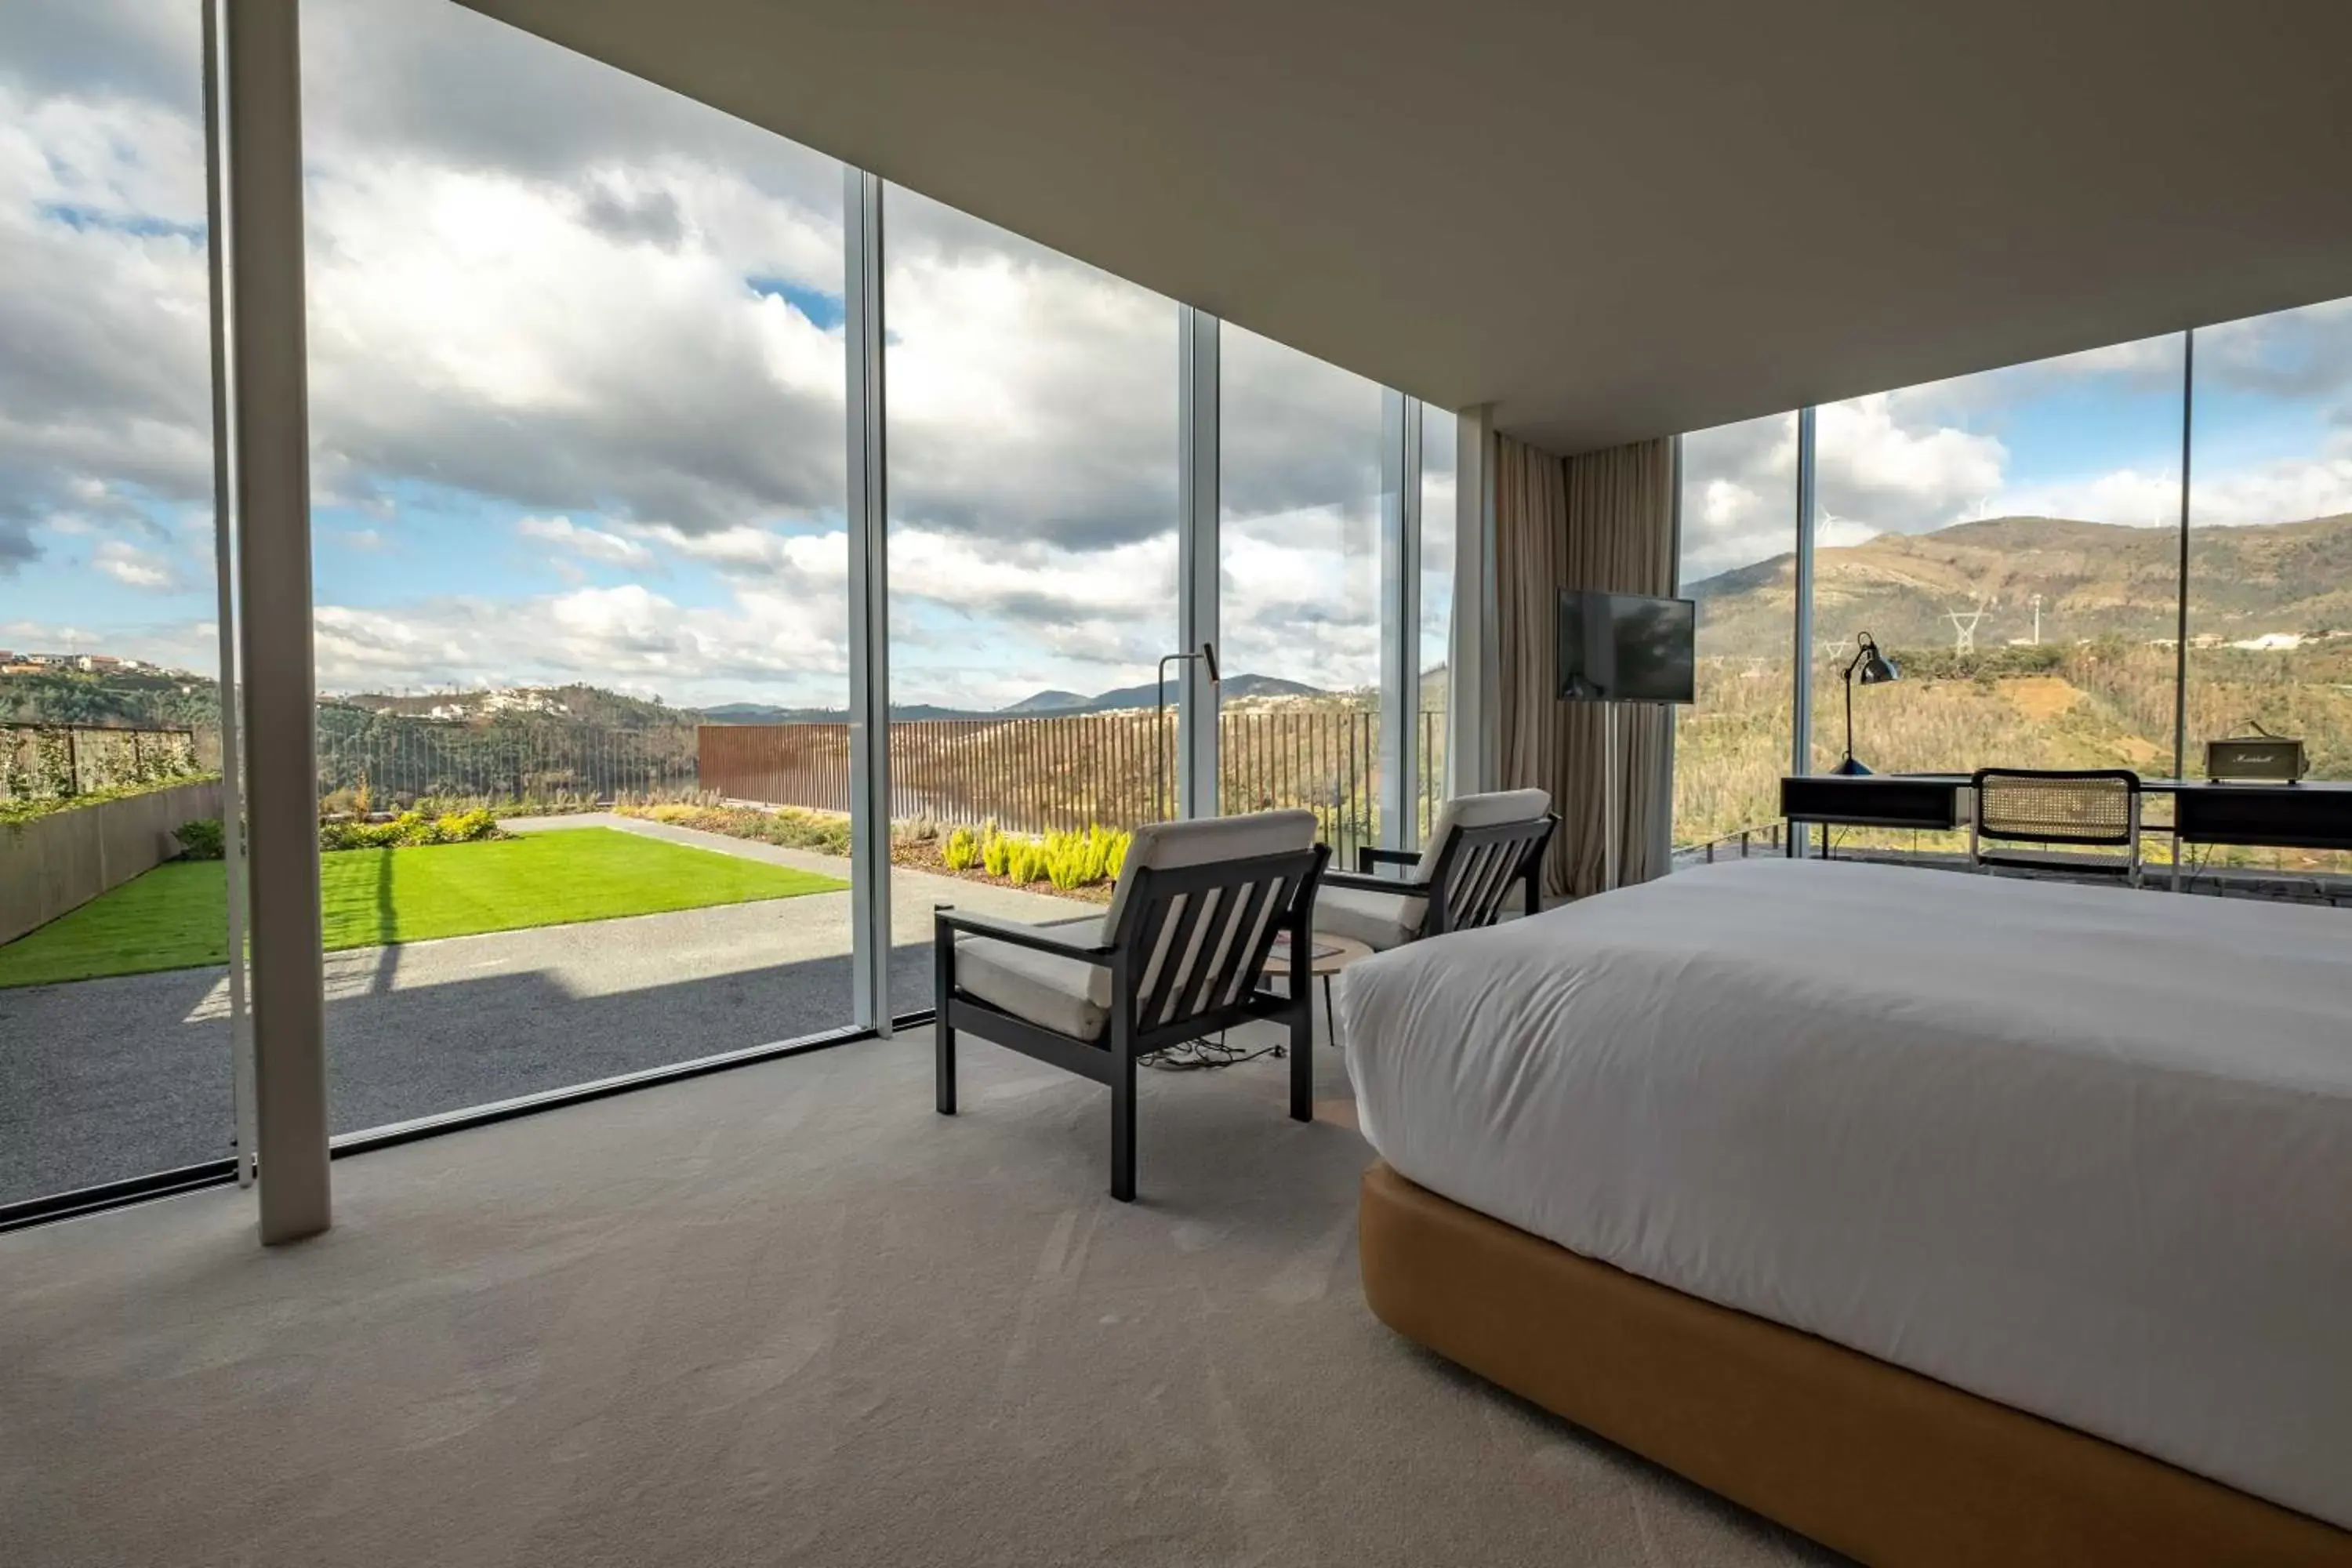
[458,0,2352,455]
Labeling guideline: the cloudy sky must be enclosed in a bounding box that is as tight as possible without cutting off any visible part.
[1681,299,2352,585]
[0,0,1450,712]
[2,0,2343,712]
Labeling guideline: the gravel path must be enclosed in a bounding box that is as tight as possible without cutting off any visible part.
[0,818,1090,1207]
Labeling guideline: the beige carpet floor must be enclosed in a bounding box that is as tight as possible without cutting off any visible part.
[1,1029,1842,1567]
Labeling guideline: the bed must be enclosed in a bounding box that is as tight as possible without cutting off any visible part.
[1335,857,2352,1566]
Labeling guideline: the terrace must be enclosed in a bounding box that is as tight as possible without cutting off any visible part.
[2,703,1432,1207]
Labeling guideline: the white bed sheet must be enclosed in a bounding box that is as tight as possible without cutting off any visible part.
[1335,857,2352,1528]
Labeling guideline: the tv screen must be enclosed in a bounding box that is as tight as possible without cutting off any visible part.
[1557,590,1695,704]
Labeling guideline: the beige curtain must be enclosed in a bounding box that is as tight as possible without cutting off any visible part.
[1494,431,1676,898]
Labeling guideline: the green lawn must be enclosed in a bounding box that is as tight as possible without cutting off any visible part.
[0,828,845,989]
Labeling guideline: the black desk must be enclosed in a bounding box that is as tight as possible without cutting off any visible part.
[1780,772,2352,866]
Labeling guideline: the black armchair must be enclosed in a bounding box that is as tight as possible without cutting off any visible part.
[935,810,1327,1201]
[1315,789,1557,952]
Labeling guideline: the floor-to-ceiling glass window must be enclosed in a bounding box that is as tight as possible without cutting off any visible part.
[299,0,855,1133]
[879,185,1181,1015]
[1674,413,1799,852]
[1417,408,1457,832]
[0,0,238,1204]
[1809,338,2187,803]
[1218,328,1385,858]
[2186,296,2352,878]
[0,0,238,1213]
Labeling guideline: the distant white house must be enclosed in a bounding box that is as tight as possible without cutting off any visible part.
[483,688,570,716]
[2229,632,2303,652]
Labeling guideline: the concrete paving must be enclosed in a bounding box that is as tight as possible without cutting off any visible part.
[0,818,1091,1207]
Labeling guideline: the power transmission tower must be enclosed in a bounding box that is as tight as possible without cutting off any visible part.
[2031,593,2043,646]
[1949,600,1993,655]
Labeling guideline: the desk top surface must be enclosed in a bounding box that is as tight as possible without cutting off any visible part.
[1797,774,2352,794]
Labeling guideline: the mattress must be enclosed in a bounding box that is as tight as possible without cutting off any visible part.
[1334,857,2352,1529]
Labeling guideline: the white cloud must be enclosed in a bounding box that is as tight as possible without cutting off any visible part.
[92,538,181,590]
[517,514,651,566]
[1996,466,2183,528]
[2188,450,2352,529]
[1815,393,2008,535]
[312,579,851,703]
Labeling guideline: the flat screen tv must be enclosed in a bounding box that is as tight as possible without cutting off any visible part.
[1557,590,1696,703]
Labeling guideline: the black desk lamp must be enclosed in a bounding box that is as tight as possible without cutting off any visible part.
[1831,632,1899,776]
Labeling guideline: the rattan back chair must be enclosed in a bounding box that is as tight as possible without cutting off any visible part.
[1969,768,2142,884]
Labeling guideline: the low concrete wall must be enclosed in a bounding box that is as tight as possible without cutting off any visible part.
[1,780,223,946]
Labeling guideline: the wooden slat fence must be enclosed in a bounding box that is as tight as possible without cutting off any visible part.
[2,722,204,801]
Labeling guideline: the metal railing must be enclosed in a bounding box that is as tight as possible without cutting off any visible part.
[699,708,1452,864]
[313,708,1454,863]
[316,721,697,807]
[1671,821,1786,867]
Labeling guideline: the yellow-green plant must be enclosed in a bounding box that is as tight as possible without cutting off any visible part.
[1007,839,1051,884]
[942,824,982,870]
[1037,823,1131,889]
[1043,830,1090,889]
[982,826,1013,877]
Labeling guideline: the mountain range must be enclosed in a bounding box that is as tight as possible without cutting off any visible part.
[699,672,1326,725]
[1688,512,2352,658]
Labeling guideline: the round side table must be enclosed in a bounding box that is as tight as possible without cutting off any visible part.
[1264,931,1374,1046]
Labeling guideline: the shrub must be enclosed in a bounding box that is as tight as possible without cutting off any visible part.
[613,802,852,856]
[982,826,1012,877]
[434,808,497,844]
[941,824,982,871]
[318,806,501,852]
[174,818,226,860]
[1006,839,1051,884]
[1033,824,1129,889]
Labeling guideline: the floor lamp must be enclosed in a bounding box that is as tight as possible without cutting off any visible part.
[1155,642,1219,819]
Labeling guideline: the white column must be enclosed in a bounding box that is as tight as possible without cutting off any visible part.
[223,0,328,1243]
[1377,391,1422,849]
[1447,404,1497,797]
[1177,307,1221,819]
[843,168,893,1033]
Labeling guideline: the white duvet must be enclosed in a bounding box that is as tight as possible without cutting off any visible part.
[1335,857,2352,1529]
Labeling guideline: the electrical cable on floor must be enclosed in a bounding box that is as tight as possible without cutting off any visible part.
[1141,1035,1286,1072]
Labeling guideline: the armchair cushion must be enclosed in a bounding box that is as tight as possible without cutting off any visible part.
[955,915,1111,1040]
[1316,884,1425,952]
[1104,809,1320,932]
[1413,789,1552,881]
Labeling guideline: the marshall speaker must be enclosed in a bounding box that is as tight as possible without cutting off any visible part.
[2205,728,2307,784]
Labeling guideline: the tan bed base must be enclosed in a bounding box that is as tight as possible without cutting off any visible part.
[1358,1161,2350,1568]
